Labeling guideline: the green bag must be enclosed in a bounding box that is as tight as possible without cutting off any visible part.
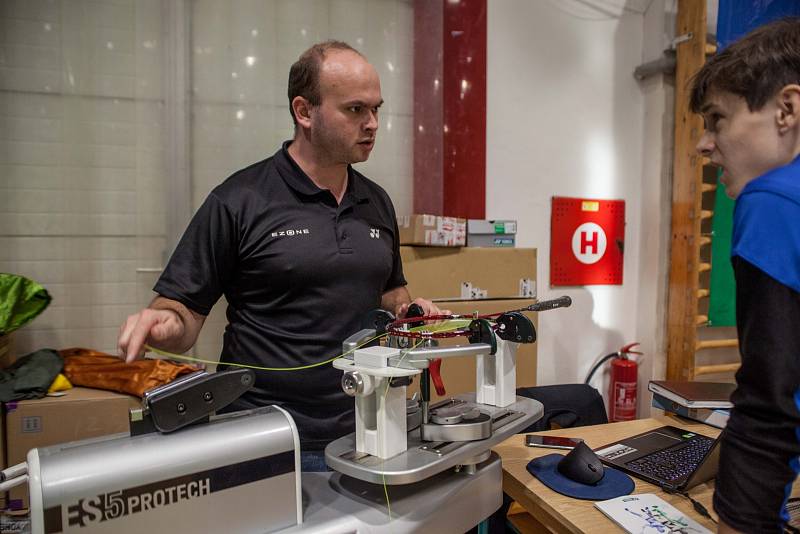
[0,273,52,335]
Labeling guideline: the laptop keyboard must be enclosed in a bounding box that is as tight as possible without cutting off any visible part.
[626,435,714,483]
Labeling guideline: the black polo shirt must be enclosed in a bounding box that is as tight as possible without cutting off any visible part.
[154,141,406,450]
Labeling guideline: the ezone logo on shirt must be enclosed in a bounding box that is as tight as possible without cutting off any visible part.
[271,228,310,238]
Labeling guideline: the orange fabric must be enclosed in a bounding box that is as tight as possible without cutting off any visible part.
[59,348,197,398]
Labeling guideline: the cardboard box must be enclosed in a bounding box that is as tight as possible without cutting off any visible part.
[467,219,517,248]
[468,235,516,247]
[400,246,537,300]
[407,298,538,402]
[397,214,466,246]
[4,387,140,509]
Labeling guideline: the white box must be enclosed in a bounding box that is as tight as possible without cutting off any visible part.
[353,346,401,368]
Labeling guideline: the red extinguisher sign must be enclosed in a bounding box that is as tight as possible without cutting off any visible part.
[550,197,625,286]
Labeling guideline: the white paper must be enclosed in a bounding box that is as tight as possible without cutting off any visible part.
[595,493,712,534]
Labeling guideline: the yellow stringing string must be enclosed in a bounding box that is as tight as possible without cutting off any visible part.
[142,319,472,372]
[144,333,385,371]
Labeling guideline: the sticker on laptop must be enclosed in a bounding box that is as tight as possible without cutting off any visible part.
[595,443,637,460]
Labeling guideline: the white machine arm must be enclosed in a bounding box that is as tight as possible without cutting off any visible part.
[328,297,570,484]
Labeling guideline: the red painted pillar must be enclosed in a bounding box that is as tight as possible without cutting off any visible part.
[413,0,486,219]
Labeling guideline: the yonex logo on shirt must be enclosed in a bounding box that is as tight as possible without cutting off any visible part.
[271,228,310,238]
[370,228,380,239]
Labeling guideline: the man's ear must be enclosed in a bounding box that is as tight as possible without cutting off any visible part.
[776,84,800,132]
[292,96,313,129]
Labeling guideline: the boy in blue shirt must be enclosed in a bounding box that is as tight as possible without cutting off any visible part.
[691,17,800,533]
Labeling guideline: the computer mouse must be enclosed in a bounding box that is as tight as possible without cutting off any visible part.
[556,441,605,485]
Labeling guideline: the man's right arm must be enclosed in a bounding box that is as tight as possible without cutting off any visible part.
[117,296,207,363]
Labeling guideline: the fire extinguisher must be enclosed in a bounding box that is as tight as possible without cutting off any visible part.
[584,342,642,422]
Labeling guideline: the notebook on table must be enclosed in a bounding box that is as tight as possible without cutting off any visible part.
[594,426,720,491]
[648,380,735,409]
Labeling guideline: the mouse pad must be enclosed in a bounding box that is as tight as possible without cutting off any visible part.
[527,454,635,500]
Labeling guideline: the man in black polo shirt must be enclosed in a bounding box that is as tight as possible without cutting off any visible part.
[117,41,443,469]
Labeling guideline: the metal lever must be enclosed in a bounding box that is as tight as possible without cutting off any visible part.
[342,328,378,356]
[400,344,494,369]
[429,358,446,396]
[524,295,572,312]
[133,369,255,435]
[405,303,438,424]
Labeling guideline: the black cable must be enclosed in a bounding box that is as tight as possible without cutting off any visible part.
[584,352,618,384]
[663,487,717,524]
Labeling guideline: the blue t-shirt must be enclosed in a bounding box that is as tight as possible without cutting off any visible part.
[732,154,800,293]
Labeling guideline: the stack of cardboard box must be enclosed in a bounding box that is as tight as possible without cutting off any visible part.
[400,245,538,400]
[397,214,467,247]
[467,219,517,247]
[400,247,536,300]
[0,345,139,510]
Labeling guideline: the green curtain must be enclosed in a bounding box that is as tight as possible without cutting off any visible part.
[708,174,736,327]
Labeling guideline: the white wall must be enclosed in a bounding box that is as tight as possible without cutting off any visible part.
[636,0,676,414]
[487,0,672,415]
[0,0,413,359]
[189,0,414,213]
[0,0,168,353]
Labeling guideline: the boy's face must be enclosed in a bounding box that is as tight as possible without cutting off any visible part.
[696,90,785,198]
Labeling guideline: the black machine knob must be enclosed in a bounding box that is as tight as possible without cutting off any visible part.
[468,318,497,354]
[406,303,425,327]
[495,312,537,343]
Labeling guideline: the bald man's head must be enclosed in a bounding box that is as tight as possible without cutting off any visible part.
[287,40,365,125]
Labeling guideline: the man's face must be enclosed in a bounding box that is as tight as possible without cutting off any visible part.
[696,90,784,198]
[308,50,382,165]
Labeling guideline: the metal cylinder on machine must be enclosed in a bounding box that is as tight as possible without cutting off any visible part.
[28,406,301,534]
[609,354,638,422]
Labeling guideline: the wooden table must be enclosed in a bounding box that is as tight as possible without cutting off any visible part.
[493,416,720,533]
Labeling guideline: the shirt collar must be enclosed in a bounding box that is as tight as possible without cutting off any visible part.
[275,141,370,203]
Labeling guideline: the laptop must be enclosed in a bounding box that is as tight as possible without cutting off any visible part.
[594,425,720,491]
